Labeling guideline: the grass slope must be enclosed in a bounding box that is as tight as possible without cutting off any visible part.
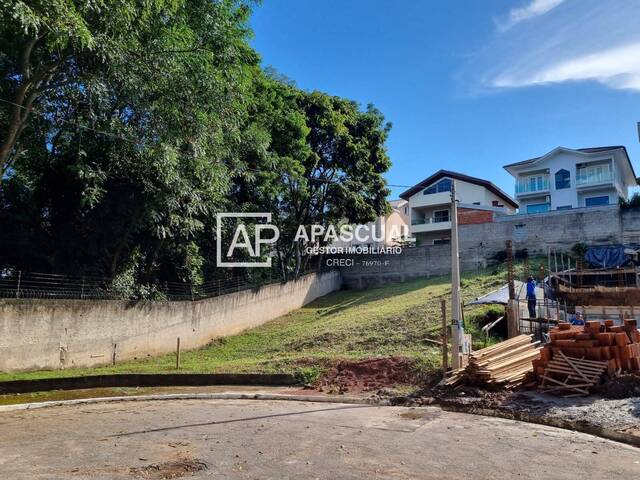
[0,265,516,382]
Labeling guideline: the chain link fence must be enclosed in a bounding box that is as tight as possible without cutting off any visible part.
[0,268,321,302]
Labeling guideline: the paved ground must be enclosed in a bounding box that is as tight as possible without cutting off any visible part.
[0,399,638,479]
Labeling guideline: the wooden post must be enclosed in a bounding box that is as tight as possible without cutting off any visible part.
[506,240,515,300]
[441,299,448,376]
[176,337,181,369]
[507,299,519,338]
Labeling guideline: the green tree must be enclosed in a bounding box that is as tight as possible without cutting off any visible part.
[0,0,258,283]
[228,74,391,279]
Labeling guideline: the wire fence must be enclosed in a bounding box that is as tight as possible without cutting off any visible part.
[0,268,324,302]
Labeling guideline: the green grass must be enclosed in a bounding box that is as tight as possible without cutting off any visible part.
[0,264,515,382]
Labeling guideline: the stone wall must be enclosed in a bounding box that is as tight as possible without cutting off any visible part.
[0,271,341,373]
[340,205,640,287]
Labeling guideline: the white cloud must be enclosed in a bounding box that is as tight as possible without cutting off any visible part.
[467,0,640,93]
[494,42,640,91]
[497,0,566,31]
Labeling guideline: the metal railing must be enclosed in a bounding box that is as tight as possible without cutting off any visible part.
[0,268,323,302]
[576,169,614,186]
[411,216,450,226]
[515,177,550,195]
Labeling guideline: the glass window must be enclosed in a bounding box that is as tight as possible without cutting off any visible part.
[423,178,452,195]
[433,238,450,245]
[557,205,572,211]
[585,196,609,207]
[433,210,450,223]
[555,169,570,189]
[526,203,550,214]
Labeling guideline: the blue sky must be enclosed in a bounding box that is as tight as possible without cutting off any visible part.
[250,0,640,199]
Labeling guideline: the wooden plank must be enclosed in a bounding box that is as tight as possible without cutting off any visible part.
[471,335,533,358]
[472,341,541,367]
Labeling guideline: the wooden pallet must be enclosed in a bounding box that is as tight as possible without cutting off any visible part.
[538,350,607,397]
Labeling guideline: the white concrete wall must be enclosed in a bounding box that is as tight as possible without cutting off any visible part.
[512,150,628,211]
[0,271,342,373]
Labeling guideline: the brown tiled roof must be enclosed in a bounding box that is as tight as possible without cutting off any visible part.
[399,169,518,208]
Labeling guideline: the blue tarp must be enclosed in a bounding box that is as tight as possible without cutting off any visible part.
[585,245,629,268]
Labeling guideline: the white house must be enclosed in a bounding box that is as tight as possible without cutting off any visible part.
[503,146,638,214]
[399,170,518,245]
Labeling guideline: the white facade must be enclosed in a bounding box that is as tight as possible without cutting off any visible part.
[400,171,517,245]
[504,147,638,214]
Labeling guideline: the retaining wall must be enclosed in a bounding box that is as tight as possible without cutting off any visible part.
[340,205,640,288]
[0,271,341,372]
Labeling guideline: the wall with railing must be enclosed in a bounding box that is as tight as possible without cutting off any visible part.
[0,271,341,373]
[0,270,308,301]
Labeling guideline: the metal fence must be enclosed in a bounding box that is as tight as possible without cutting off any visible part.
[0,269,312,302]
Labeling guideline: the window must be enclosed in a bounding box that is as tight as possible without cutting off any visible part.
[526,203,550,214]
[404,206,408,215]
[423,178,452,195]
[557,205,572,211]
[529,175,545,191]
[577,162,613,185]
[433,238,450,245]
[585,196,609,207]
[433,209,450,223]
[555,169,570,189]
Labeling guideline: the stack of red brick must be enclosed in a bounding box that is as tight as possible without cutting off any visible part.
[534,319,640,375]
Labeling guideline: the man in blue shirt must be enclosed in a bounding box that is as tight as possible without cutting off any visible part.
[526,276,537,318]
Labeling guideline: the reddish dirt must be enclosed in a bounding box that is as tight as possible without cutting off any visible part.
[317,357,418,394]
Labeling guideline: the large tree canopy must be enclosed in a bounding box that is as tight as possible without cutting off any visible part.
[0,1,392,291]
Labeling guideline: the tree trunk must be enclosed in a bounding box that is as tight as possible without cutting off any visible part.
[1,35,61,180]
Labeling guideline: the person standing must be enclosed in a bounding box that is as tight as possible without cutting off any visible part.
[526,276,537,318]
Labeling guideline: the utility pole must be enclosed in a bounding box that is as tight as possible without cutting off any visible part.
[450,180,463,370]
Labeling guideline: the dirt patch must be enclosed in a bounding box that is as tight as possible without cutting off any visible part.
[593,373,640,399]
[130,458,208,479]
[317,357,417,393]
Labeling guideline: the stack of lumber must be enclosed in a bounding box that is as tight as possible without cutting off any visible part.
[534,319,640,376]
[442,335,540,388]
[538,350,607,397]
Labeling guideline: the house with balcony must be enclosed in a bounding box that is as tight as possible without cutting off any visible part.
[399,170,518,245]
[503,146,638,214]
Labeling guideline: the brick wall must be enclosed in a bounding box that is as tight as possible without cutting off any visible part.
[458,207,494,225]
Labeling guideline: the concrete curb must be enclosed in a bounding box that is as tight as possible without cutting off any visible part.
[0,373,299,394]
[437,401,640,448]
[0,392,387,412]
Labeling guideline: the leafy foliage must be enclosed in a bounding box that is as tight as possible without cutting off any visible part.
[0,1,392,288]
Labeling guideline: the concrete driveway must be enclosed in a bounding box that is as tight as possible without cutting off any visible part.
[0,399,637,479]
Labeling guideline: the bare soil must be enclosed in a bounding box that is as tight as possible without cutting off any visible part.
[317,357,418,393]
[593,373,640,399]
[130,457,208,479]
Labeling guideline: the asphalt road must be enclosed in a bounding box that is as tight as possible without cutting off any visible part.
[0,399,638,479]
